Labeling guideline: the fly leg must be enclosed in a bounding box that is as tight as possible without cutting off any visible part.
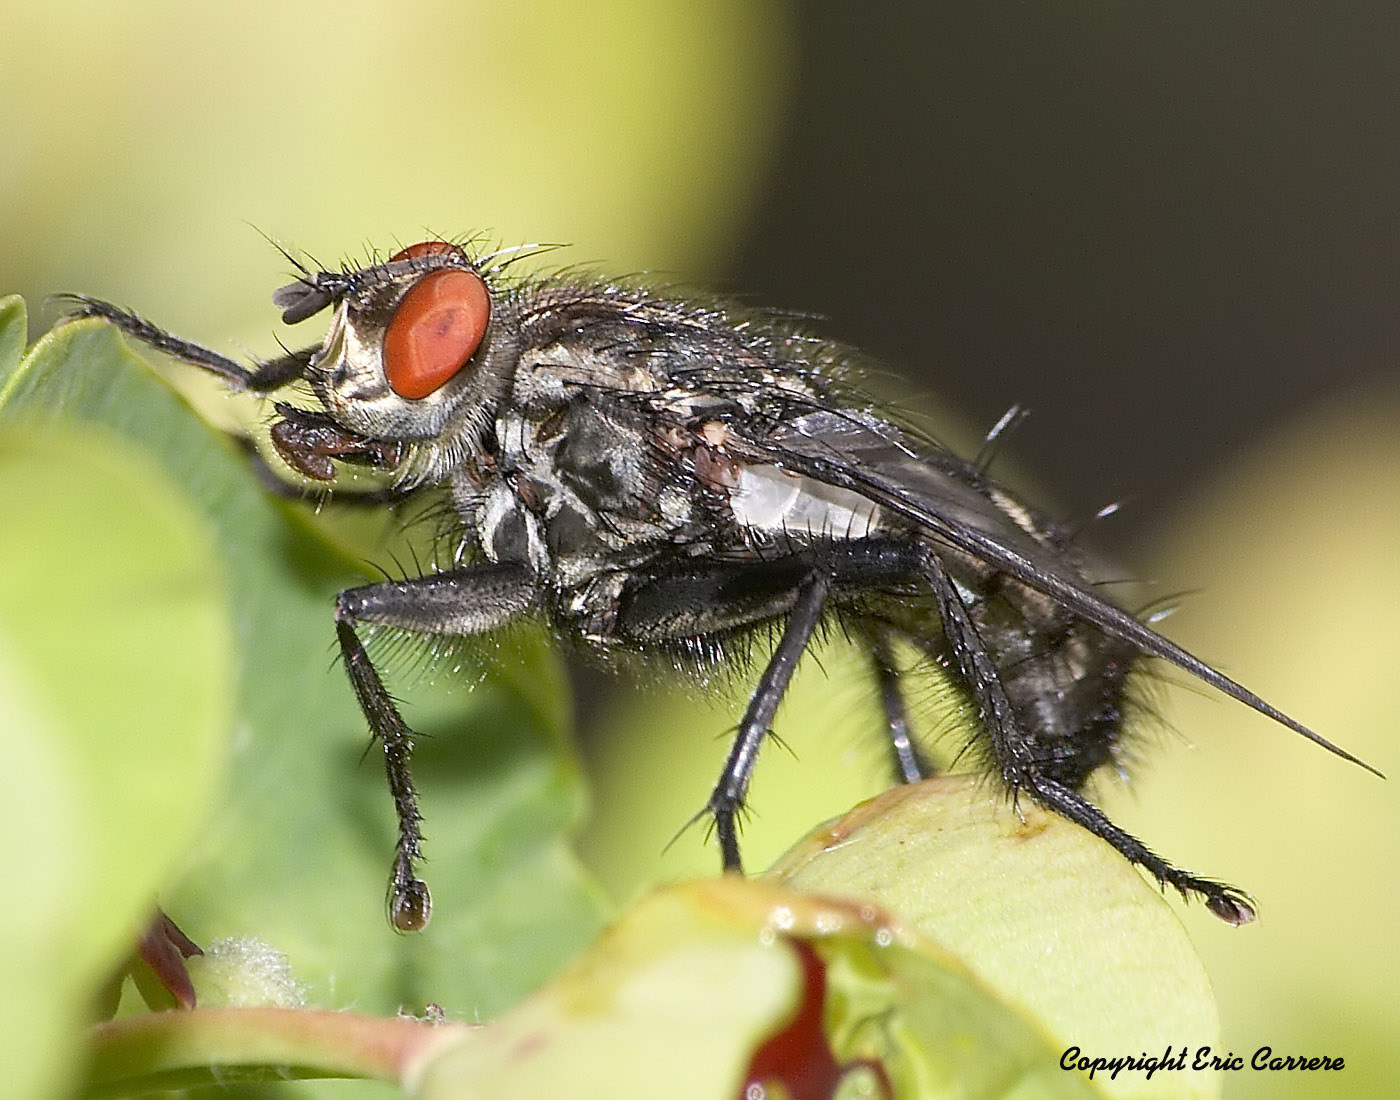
[57,295,313,391]
[917,546,1256,925]
[334,564,540,930]
[868,630,934,784]
[614,557,833,872]
[708,575,830,871]
[232,434,410,505]
[60,296,411,496]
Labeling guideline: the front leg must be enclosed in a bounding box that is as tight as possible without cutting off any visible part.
[269,403,407,482]
[334,563,540,930]
[59,295,317,391]
[62,296,411,497]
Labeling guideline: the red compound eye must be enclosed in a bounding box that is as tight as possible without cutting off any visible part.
[383,269,491,399]
[389,240,467,263]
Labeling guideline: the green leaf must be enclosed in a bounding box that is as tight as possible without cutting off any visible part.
[80,881,1097,1098]
[0,304,607,1096]
[405,878,1103,1099]
[78,849,1205,1098]
[84,878,1103,1091]
[0,294,25,377]
[768,776,1222,1100]
[0,420,231,1100]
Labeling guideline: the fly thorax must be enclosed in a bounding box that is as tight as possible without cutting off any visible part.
[474,479,548,571]
[508,399,698,550]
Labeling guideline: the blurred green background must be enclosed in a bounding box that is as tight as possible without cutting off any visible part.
[4,3,1398,1098]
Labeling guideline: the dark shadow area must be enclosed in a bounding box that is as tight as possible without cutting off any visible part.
[726,4,1400,544]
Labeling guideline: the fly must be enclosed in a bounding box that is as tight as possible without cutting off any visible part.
[62,237,1380,931]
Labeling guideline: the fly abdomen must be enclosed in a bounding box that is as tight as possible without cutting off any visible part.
[970,576,1138,789]
[727,463,884,542]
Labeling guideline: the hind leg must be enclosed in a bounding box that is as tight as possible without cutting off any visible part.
[917,546,1256,924]
[868,630,934,784]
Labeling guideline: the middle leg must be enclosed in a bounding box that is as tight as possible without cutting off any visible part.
[707,574,831,871]
[613,541,930,871]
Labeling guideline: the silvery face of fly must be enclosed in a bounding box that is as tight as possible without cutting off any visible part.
[63,237,1379,932]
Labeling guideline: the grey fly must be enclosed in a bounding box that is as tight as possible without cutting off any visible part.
[63,237,1379,931]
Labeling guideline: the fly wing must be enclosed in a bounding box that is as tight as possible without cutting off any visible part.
[738,408,1069,566]
[724,407,1377,774]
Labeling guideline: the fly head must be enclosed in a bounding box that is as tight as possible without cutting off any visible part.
[274,240,520,481]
